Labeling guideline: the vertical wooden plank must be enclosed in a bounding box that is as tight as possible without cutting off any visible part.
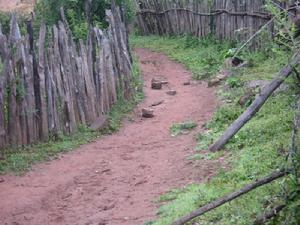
[58,21,77,133]
[79,40,97,123]
[0,33,7,149]
[37,23,49,141]
[8,17,22,146]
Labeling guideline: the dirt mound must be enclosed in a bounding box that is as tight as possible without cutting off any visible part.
[0,49,223,225]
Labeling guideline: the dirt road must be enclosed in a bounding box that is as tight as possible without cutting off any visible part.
[0,49,222,225]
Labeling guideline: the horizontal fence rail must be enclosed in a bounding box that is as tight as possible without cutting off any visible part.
[0,3,132,149]
[135,0,292,42]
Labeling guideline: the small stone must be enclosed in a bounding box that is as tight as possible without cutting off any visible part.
[208,78,221,87]
[216,74,227,81]
[238,89,255,106]
[142,108,154,118]
[161,80,168,85]
[150,100,164,107]
[232,57,244,67]
[183,81,191,86]
[0,178,4,183]
[166,90,177,96]
[151,79,162,90]
[89,115,108,131]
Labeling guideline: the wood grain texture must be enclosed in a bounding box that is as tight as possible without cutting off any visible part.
[0,2,132,150]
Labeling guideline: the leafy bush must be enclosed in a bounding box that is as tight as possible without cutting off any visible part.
[34,0,135,40]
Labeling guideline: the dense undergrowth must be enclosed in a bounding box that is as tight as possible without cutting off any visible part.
[0,57,143,175]
[131,35,299,225]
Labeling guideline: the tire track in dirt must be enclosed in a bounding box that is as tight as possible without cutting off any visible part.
[0,49,225,225]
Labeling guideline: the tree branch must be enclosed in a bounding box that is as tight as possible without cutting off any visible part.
[170,169,289,225]
[253,204,286,225]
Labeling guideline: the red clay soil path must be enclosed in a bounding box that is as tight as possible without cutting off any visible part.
[0,49,223,225]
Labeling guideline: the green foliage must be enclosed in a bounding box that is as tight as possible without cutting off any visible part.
[34,0,106,40]
[0,11,28,36]
[131,35,233,80]
[131,35,298,225]
[34,0,135,40]
[224,48,237,58]
[265,0,300,52]
[0,12,11,34]
[226,76,242,88]
[170,121,197,137]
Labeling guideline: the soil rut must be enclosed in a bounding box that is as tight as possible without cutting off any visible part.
[0,49,222,225]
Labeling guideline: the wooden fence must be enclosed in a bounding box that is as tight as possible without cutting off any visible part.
[0,3,133,149]
[135,0,292,42]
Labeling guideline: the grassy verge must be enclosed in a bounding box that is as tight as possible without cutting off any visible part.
[0,57,143,175]
[132,35,299,225]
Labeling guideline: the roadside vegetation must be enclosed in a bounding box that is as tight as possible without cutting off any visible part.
[132,34,299,225]
[170,121,197,137]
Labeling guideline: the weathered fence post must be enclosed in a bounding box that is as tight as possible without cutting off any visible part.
[0,3,133,151]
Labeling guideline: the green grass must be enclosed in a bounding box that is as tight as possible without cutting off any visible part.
[131,35,234,80]
[132,35,299,225]
[170,121,197,137]
[0,57,143,175]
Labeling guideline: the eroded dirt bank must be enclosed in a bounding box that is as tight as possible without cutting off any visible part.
[0,49,223,225]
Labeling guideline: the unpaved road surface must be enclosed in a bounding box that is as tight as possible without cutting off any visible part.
[0,49,223,225]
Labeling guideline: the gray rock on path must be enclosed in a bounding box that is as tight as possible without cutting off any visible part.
[150,100,164,107]
[142,108,154,118]
[166,90,177,96]
[151,79,163,90]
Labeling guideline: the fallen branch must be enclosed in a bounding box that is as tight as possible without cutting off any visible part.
[253,204,286,225]
[209,50,300,151]
[170,169,288,225]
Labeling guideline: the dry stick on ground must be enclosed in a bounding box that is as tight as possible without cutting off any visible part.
[170,169,288,225]
[209,50,300,152]
[253,204,286,225]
